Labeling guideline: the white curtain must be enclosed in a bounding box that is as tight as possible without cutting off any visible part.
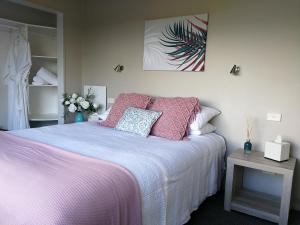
[3,29,31,130]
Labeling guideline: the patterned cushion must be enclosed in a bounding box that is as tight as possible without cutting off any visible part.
[116,107,162,137]
[101,93,152,128]
[148,97,200,140]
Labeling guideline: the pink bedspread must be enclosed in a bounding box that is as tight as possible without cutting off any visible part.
[0,132,142,225]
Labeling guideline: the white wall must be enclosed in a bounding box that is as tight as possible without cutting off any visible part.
[0,29,10,130]
[81,0,300,209]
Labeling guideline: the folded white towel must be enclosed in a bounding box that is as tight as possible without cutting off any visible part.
[36,67,58,85]
[33,76,48,85]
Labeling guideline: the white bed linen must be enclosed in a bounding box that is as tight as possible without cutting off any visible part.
[10,122,226,225]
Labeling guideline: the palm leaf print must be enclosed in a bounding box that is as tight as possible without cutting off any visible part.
[160,18,207,71]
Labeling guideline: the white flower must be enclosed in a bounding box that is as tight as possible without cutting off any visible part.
[64,100,70,106]
[68,103,77,113]
[93,103,98,109]
[70,98,75,103]
[80,101,90,109]
[72,93,78,99]
[76,97,85,103]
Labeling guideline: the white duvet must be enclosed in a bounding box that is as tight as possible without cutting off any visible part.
[11,122,226,225]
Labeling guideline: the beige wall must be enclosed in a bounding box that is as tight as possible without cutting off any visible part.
[26,0,83,94]
[81,0,300,208]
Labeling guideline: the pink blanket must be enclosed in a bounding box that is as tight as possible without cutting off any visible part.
[0,132,142,225]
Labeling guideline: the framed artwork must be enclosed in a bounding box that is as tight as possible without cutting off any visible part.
[143,13,208,72]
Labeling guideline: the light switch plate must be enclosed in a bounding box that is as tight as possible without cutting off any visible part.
[267,113,282,122]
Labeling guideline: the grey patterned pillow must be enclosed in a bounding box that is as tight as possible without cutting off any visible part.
[116,107,162,137]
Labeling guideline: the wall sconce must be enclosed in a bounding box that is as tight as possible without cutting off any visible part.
[230,65,240,75]
[114,64,124,72]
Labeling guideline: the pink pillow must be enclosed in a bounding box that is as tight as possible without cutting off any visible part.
[101,93,152,128]
[148,97,200,140]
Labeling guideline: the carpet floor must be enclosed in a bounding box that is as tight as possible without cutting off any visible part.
[185,191,300,225]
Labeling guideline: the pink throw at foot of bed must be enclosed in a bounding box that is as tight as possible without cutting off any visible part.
[0,132,142,225]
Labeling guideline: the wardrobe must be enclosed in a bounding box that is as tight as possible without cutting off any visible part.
[0,1,64,130]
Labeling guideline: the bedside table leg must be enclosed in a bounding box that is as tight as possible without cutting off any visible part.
[224,161,234,211]
[279,172,293,225]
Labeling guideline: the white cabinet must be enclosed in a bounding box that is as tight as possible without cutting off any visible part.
[0,2,64,129]
[27,24,60,127]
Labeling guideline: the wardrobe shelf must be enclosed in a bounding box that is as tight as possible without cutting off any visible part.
[29,113,59,121]
[32,55,57,60]
[29,84,58,87]
[28,26,57,37]
[27,24,56,30]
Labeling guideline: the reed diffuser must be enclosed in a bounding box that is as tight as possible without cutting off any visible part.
[244,117,253,154]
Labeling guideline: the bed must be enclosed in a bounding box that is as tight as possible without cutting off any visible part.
[1,122,225,225]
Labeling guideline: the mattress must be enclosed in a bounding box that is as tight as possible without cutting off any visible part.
[10,122,226,225]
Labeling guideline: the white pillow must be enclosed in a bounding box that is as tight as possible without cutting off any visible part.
[189,123,216,136]
[99,107,111,120]
[190,106,220,130]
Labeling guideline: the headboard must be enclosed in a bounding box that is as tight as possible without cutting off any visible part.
[83,85,107,113]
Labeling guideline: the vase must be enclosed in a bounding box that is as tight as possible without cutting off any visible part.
[75,111,84,123]
[244,139,252,154]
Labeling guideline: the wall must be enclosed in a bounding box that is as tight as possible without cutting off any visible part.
[81,0,300,208]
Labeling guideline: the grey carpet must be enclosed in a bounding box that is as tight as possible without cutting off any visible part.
[185,191,300,225]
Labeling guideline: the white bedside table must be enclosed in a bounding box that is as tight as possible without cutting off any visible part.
[88,113,101,122]
[224,149,296,225]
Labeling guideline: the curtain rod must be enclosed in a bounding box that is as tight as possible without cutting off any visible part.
[0,23,19,30]
[0,17,56,30]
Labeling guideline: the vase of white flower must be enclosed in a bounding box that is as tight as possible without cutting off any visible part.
[75,111,84,122]
[62,88,99,123]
